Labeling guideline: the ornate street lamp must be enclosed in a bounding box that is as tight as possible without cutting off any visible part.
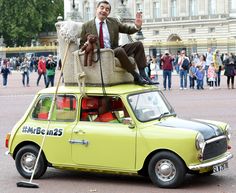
[69,0,82,21]
[135,30,145,41]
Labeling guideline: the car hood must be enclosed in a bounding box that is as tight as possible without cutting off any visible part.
[155,117,224,140]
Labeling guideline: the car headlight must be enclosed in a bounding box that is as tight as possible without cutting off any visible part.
[195,133,205,151]
[225,125,231,141]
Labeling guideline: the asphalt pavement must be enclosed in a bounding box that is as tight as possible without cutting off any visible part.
[0,70,235,193]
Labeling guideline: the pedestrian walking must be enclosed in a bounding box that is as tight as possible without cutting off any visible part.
[189,61,197,89]
[46,55,57,88]
[205,48,213,85]
[213,49,223,88]
[161,50,174,90]
[208,61,216,89]
[20,57,30,87]
[0,63,11,87]
[223,53,236,89]
[178,50,190,90]
[150,56,159,83]
[196,65,205,90]
[36,56,47,86]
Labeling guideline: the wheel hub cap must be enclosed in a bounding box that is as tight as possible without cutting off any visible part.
[155,159,176,182]
[21,152,36,173]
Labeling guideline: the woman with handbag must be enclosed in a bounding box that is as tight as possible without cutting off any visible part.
[223,53,236,89]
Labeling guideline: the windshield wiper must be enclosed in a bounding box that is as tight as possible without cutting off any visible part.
[158,112,176,120]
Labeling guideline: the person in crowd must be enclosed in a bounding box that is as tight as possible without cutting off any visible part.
[223,53,236,89]
[20,57,30,87]
[207,61,216,89]
[178,50,190,90]
[195,64,205,90]
[213,49,223,88]
[174,50,181,74]
[193,53,200,64]
[46,54,57,88]
[37,56,47,87]
[197,54,206,87]
[189,61,197,89]
[145,55,152,78]
[79,0,157,85]
[205,48,213,85]
[161,50,174,90]
[150,56,159,83]
[0,63,11,87]
[57,59,64,83]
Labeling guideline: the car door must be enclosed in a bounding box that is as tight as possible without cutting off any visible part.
[28,94,78,165]
[71,96,136,170]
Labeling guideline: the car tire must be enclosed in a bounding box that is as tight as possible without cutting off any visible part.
[148,151,186,188]
[15,145,47,179]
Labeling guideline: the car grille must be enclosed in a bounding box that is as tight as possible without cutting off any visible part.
[203,137,228,160]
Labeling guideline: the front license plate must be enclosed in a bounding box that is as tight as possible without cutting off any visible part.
[213,162,228,173]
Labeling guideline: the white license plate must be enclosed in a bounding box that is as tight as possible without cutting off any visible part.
[213,162,228,173]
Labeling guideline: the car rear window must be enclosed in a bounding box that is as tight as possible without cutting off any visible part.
[32,94,77,121]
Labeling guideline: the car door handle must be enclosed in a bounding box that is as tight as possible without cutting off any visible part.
[69,139,89,146]
[73,129,85,134]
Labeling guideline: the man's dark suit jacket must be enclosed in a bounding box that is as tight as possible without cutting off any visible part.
[79,17,139,49]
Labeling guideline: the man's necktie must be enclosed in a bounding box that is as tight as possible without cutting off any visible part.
[99,22,104,48]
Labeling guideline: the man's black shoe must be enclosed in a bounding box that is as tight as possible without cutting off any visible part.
[146,79,159,85]
[134,76,148,85]
[142,76,159,85]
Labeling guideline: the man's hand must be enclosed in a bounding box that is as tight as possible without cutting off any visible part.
[135,11,142,29]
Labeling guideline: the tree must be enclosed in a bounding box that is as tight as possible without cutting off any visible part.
[0,0,64,46]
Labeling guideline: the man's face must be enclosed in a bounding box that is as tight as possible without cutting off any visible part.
[96,3,111,21]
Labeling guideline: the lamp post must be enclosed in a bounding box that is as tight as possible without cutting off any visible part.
[135,30,145,41]
[68,0,82,21]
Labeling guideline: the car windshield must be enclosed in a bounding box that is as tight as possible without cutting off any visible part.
[128,91,175,122]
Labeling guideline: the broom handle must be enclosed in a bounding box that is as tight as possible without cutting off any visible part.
[29,43,70,183]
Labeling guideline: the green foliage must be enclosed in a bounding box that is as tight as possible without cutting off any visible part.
[0,0,64,46]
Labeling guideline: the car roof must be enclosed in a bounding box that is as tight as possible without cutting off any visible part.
[37,84,159,96]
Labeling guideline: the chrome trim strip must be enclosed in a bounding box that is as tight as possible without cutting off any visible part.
[188,153,233,170]
[205,135,226,144]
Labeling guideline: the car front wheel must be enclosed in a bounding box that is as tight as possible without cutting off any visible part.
[148,151,186,188]
[15,145,47,179]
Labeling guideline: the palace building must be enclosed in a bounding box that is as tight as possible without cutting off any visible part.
[64,0,236,55]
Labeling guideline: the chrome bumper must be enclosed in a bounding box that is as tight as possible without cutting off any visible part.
[188,153,233,170]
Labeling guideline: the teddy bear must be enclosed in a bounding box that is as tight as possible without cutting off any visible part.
[80,34,98,66]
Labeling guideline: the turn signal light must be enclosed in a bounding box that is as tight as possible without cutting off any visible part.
[5,133,11,148]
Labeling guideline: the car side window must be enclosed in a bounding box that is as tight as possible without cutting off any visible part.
[80,96,129,123]
[32,95,77,121]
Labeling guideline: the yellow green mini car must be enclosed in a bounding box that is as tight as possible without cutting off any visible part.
[5,84,233,188]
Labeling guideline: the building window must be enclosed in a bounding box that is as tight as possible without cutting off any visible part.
[231,0,236,10]
[209,27,215,33]
[171,0,177,17]
[190,0,198,16]
[153,1,161,18]
[153,30,159,35]
[136,2,143,12]
[209,0,217,15]
[189,28,196,34]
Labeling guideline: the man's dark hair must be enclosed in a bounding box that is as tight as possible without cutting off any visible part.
[97,1,111,11]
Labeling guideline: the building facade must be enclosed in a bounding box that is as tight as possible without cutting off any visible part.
[64,0,236,56]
